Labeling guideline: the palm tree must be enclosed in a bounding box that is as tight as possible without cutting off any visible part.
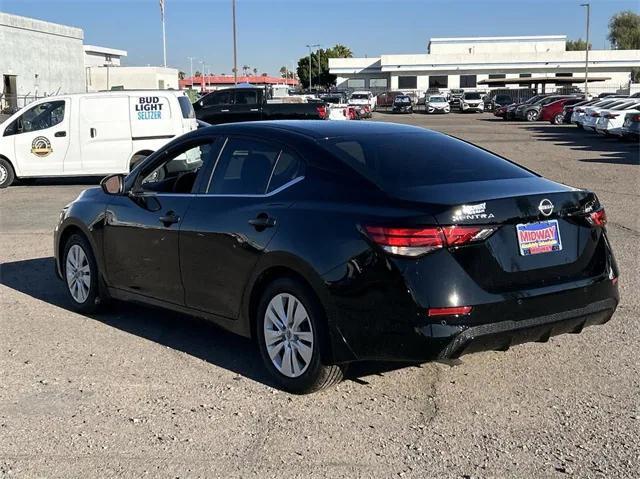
[242,65,249,76]
[253,67,258,77]
[279,66,287,78]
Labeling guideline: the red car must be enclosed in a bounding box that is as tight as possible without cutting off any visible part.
[540,97,584,125]
[494,104,510,118]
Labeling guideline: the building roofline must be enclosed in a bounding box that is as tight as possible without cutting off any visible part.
[429,35,567,43]
[84,44,128,57]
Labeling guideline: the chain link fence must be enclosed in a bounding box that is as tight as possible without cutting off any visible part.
[0,91,62,116]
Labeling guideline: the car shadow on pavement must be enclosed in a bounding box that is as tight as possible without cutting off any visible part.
[0,257,416,389]
[523,124,640,166]
[15,177,104,187]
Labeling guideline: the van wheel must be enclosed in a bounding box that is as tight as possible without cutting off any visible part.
[256,277,344,394]
[0,158,15,188]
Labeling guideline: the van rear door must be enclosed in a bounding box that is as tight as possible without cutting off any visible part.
[177,95,198,133]
[79,96,132,174]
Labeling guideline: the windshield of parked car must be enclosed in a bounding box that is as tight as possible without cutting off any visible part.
[429,96,447,102]
[395,96,411,104]
[325,132,533,190]
[464,93,481,100]
[351,94,369,100]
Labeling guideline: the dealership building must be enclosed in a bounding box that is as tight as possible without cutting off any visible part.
[329,35,640,95]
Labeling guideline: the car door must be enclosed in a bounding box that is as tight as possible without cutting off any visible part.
[102,136,220,304]
[195,90,234,124]
[180,136,304,319]
[8,99,70,176]
[229,89,262,122]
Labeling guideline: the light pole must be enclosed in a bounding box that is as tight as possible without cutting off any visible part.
[581,3,590,97]
[187,56,194,87]
[306,44,320,91]
[232,0,238,85]
[317,45,322,90]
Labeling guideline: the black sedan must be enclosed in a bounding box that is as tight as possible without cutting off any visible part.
[392,95,413,113]
[54,121,619,393]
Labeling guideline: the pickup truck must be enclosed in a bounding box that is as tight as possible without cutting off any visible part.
[193,87,327,124]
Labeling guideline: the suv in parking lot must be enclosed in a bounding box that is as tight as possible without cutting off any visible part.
[459,92,485,112]
[515,95,569,121]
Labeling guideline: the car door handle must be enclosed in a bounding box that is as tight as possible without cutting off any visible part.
[248,214,276,229]
[159,211,180,226]
[90,128,97,138]
[221,109,230,112]
[250,108,259,112]
[54,131,66,137]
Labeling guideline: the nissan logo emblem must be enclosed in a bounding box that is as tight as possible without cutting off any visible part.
[538,199,554,217]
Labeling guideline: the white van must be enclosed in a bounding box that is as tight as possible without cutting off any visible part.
[0,90,197,188]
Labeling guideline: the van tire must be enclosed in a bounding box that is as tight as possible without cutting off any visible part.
[0,158,15,188]
[130,153,150,171]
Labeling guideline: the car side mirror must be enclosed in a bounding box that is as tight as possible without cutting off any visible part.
[101,173,125,195]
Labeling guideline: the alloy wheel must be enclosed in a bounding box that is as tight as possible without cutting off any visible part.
[263,293,314,378]
[66,244,91,303]
[0,164,7,185]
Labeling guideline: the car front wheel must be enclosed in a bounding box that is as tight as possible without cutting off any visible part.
[257,277,344,394]
[0,158,15,188]
[63,234,104,313]
[526,110,538,122]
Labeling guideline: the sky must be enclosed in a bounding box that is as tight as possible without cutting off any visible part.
[1,0,637,77]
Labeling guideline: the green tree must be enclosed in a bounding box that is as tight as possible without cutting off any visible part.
[253,67,258,76]
[608,11,640,49]
[566,38,591,51]
[194,71,202,77]
[178,71,186,80]
[296,44,353,90]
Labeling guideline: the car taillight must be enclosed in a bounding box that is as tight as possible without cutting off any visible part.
[363,225,497,257]
[588,208,607,227]
[603,113,619,119]
[630,114,640,122]
[428,306,472,317]
[316,105,327,119]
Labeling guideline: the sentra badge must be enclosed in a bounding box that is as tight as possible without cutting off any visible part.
[453,202,494,221]
[31,136,53,157]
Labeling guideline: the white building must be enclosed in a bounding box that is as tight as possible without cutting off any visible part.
[0,12,85,109]
[83,44,127,67]
[329,35,640,95]
[86,66,179,92]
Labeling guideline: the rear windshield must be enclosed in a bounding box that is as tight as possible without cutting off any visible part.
[463,93,481,100]
[429,96,446,102]
[178,96,195,119]
[395,96,411,103]
[351,94,368,100]
[325,132,533,190]
[496,95,512,102]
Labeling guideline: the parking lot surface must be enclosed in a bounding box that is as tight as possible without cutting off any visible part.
[1,113,638,478]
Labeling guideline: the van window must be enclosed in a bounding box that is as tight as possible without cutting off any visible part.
[178,96,195,118]
[4,100,65,136]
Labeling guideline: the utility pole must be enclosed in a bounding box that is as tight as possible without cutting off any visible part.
[187,56,194,87]
[232,0,238,85]
[306,44,319,91]
[581,3,590,97]
[200,60,206,93]
[317,46,322,90]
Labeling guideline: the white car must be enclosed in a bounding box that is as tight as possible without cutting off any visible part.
[0,90,197,188]
[460,91,484,112]
[595,102,640,136]
[572,98,627,128]
[349,91,376,111]
[425,95,450,114]
[582,99,634,131]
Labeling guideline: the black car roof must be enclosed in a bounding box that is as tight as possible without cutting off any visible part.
[199,120,427,140]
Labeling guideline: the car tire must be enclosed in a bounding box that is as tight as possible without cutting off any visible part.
[0,158,16,188]
[256,277,344,394]
[553,113,564,125]
[62,233,104,314]
[526,110,538,122]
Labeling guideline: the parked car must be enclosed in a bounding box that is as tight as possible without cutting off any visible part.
[621,111,640,140]
[504,95,549,120]
[54,121,619,393]
[0,90,197,188]
[515,95,569,122]
[425,95,451,114]
[490,93,514,112]
[571,98,628,129]
[594,101,640,136]
[493,103,511,119]
[581,99,632,131]
[448,89,464,109]
[392,95,413,113]
[349,91,376,111]
[193,87,327,124]
[459,92,485,112]
[376,91,405,109]
[540,97,584,125]
[561,99,596,124]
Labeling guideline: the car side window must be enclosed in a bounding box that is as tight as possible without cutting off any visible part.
[140,140,216,194]
[206,90,234,106]
[267,150,305,193]
[235,90,258,105]
[208,138,280,195]
[5,100,65,136]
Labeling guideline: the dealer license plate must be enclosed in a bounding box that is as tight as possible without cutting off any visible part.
[516,220,562,256]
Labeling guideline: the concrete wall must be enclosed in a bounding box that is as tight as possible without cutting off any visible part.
[84,52,122,67]
[0,12,85,98]
[87,66,179,91]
